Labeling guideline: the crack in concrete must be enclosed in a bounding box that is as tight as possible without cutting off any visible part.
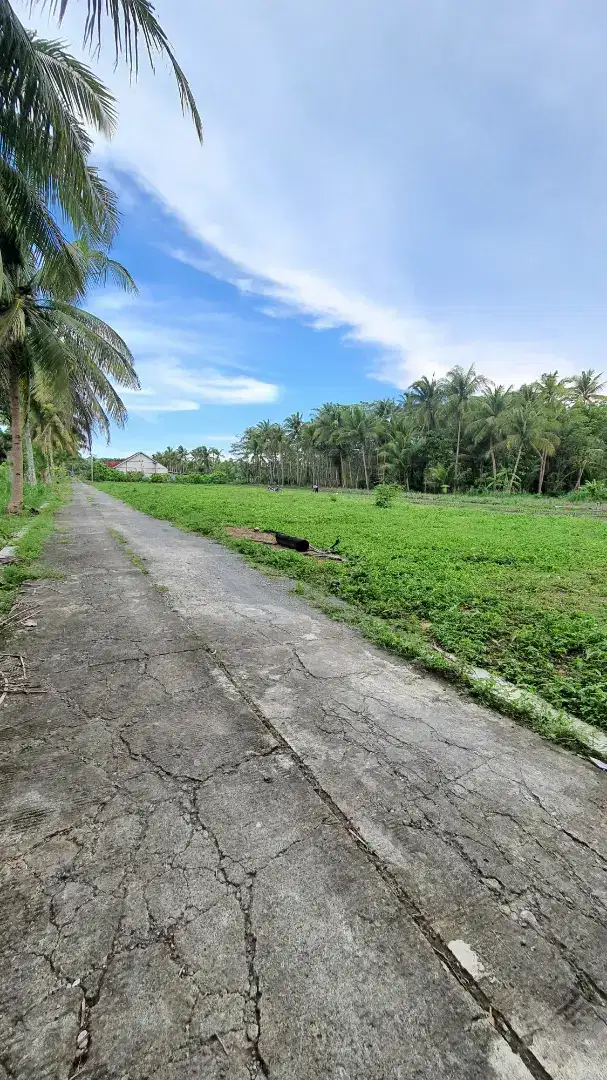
[177,632,556,1080]
[187,791,269,1077]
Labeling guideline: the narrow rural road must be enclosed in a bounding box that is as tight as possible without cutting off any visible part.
[1,484,605,1080]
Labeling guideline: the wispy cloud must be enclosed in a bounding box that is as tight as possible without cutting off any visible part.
[90,289,280,407]
[127,399,200,414]
[157,360,280,404]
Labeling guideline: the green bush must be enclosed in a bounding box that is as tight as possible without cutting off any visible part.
[112,471,144,482]
[178,472,227,485]
[569,480,607,502]
[149,472,172,483]
[374,483,399,508]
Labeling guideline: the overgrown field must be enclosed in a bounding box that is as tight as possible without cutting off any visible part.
[96,483,607,729]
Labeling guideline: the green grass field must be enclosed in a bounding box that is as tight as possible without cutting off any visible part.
[96,483,607,730]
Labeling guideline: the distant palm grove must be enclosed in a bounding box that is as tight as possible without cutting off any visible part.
[140,366,607,497]
[222,367,605,495]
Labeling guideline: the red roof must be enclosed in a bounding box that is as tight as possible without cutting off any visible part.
[105,460,120,469]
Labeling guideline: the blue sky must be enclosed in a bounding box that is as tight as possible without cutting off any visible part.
[24,0,607,457]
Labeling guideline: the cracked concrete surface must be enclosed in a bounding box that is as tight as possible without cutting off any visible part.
[0,485,605,1079]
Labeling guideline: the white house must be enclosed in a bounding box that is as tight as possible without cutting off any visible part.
[111,452,168,476]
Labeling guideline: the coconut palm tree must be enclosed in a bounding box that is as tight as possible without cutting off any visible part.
[190,445,211,473]
[409,375,444,431]
[537,371,570,407]
[29,391,79,482]
[467,385,511,478]
[499,404,560,494]
[284,411,305,485]
[284,412,304,440]
[343,404,383,490]
[311,403,349,487]
[444,365,489,488]
[372,398,396,421]
[381,422,423,489]
[425,462,451,493]
[0,236,138,511]
[570,369,606,406]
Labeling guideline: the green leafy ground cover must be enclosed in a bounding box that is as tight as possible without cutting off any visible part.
[0,467,67,616]
[96,483,607,730]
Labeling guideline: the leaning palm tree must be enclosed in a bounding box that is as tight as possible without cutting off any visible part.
[0,235,138,511]
[9,0,202,139]
[29,391,79,482]
[444,364,489,488]
[570,369,606,406]
[498,404,559,494]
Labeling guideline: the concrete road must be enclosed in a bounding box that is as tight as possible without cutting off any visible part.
[0,485,605,1080]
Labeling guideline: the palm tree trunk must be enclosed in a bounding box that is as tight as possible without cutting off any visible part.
[490,444,497,478]
[454,418,462,489]
[361,446,369,490]
[8,357,23,514]
[575,465,584,490]
[25,418,36,485]
[509,446,523,494]
[537,451,546,494]
[49,444,55,485]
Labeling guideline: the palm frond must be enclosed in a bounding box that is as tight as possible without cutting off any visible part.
[25,309,129,427]
[51,303,139,388]
[0,296,26,346]
[69,238,137,293]
[0,9,118,239]
[0,158,86,282]
[37,0,203,140]
[23,36,117,136]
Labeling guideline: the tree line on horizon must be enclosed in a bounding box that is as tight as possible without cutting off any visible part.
[230,366,607,495]
[0,0,200,511]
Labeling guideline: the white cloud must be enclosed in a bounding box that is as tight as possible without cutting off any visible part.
[88,289,280,406]
[157,360,280,404]
[374,342,573,391]
[127,399,200,413]
[28,0,607,389]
